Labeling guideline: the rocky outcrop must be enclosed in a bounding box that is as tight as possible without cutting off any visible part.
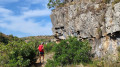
[50,0,120,60]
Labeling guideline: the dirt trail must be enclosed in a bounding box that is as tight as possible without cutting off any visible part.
[31,52,54,67]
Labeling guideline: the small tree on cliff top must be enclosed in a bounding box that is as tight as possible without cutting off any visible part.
[47,0,65,9]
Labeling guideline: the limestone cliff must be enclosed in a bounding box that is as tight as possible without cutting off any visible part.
[50,0,120,60]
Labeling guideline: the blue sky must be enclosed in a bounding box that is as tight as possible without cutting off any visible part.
[0,0,53,37]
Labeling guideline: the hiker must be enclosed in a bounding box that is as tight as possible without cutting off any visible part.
[38,42,44,63]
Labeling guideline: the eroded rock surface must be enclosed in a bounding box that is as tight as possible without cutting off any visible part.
[51,0,120,60]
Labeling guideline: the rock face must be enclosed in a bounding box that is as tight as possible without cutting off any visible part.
[50,0,120,60]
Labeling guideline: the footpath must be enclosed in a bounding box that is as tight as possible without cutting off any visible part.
[31,52,54,67]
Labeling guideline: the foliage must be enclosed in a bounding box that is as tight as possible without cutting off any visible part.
[0,32,56,67]
[44,42,56,53]
[0,32,21,44]
[7,42,37,67]
[46,37,92,67]
[21,36,53,43]
[0,32,9,44]
[0,36,40,67]
[45,59,58,67]
[47,0,65,9]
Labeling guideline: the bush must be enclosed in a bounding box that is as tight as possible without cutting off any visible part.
[46,37,92,67]
[0,32,54,67]
[8,41,39,67]
[0,40,39,67]
[47,0,65,9]
[44,42,56,53]
[45,59,58,67]
[0,33,9,44]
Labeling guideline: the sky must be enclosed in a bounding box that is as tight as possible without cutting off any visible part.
[0,0,53,37]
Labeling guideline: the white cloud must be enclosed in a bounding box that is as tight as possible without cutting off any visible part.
[0,7,13,16]
[0,7,12,13]
[20,7,29,11]
[26,0,48,4]
[23,9,51,18]
[23,0,49,9]
[31,0,46,4]
[0,7,52,36]
[0,19,52,35]
[0,0,19,4]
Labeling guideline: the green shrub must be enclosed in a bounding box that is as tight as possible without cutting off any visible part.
[7,41,38,67]
[44,42,56,53]
[46,37,92,67]
[0,33,9,44]
[45,59,58,67]
[0,40,39,67]
[47,0,65,9]
[0,32,54,67]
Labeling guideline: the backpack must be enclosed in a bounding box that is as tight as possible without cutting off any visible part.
[38,45,43,52]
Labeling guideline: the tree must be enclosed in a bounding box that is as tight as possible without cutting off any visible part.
[47,0,65,9]
[0,32,8,44]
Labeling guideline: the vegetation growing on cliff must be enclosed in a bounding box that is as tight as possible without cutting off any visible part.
[47,0,65,9]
